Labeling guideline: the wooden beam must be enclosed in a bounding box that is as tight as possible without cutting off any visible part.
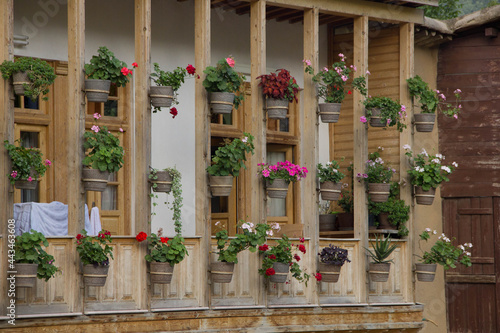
[353,15,369,303]
[399,22,414,303]
[134,0,151,311]
[67,0,85,315]
[195,0,211,307]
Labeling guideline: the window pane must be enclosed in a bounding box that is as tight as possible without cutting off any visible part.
[104,100,118,117]
[24,96,39,110]
[102,185,117,210]
[279,118,289,132]
[14,94,21,108]
[20,131,39,148]
[211,196,228,213]
[222,113,232,125]
[268,197,286,216]
[21,188,39,203]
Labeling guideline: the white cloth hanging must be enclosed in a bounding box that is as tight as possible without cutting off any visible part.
[84,204,91,235]
[13,201,68,236]
[89,206,102,236]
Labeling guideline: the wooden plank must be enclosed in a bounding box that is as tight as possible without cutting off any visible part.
[495,197,500,331]
[446,274,496,283]
[442,183,500,198]
[457,208,493,215]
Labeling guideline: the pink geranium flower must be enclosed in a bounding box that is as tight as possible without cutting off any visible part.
[226,57,235,68]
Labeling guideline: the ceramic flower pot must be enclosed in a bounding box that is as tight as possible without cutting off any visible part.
[150,262,174,284]
[318,103,341,123]
[319,214,337,232]
[266,179,289,199]
[414,113,436,132]
[377,213,397,230]
[269,262,289,283]
[319,181,342,201]
[150,86,174,108]
[150,171,173,193]
[210,261,235,284]
[368,108,385,127]
[15,263,38,288]
[368,262,391,282]
[368,183,391,203]
[415,263,437,282]
[82,168,110,192]
[209,175,233,197]
[415,186,436,205]
[14,179,38,190]
[318,262,342,283]
[85,79,111,103]
[209,92,235,114]
[12,71,30,96]
[266,98,289,119]
[82,264,109,287]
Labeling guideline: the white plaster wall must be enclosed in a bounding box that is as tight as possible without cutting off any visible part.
[13,0,328,236]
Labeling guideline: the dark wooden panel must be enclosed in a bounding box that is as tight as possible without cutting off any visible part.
[457,208,492,215]
[441,183,500,198]
[441,142,500,157]
[439,31,500,49]
[446,274,496,283]
[439,127,500,143]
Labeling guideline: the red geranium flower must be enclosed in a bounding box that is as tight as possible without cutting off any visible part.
[299,237,305,243]
[269,254,276,260]
[160,237,169,244]
[294,254,301,262]
[348,90,352,95]
[265,268,275,276]
[259,244,269,252]
[136,231,147,242]
[314,272,322,281]
[298,244,306,254]
[186,64,196,75]
[121,67,130,76]
[132,62,138,68]
[170,107,178,119]
[76,234,84,240]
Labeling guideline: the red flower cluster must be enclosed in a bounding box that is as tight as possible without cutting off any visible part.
[294,254,301,262]
[121,67,133,76]
[269,254,276,260]
[98,230,111,239]
[132,62,138,68]
[314,272,322,281]
[299,237,305,243]
[170,107,178,119]
[186,64,196,75]
[136,231,147,242]
[298,244,306,254]
[160,237,169,244]
[258,244,269,252]
[76,234,84,240]
[265,268,275,276]
[348,90,352,95]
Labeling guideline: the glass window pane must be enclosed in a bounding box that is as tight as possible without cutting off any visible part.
[14,94,21,108]
[211,196,228,213]
[102,185,117,210]
[222,113,232,125]
[20,131,39,148]
[104,100,118,117]
[21,189,39,203]
[268,197,286,216]
[24,96,39,110]
[279,118,289,132]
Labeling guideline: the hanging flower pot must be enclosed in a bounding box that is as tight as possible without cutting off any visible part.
[337,212,354,231]
[209,175,233,197]
[368,108,385,127]
[266,179,289,199]
[82,168,109,192]
[14,179,39,190]
[368,183,391,202]
[319,214,337,232]
[150,170,172,193]
[150,262,174,284]
[368,262,391,282]
[318,262,342,283]
[150,86,174,108]
[15,263,38,288]
[210,261,235,283]
[270,262,289,283]
[414,113,435,132]
[415,186,436,205]
[266,98,289,119]
[84,79,111,103]
[318,103,341,123]
[82,264,109,287]
[415,263,437,282]
[377,213,397,230]
[319,181,342,201]
[209,92,235,114]
[12,71,30,96]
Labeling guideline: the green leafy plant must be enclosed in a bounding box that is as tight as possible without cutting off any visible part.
[75,230,114,266]
[206,133,255,177]
[369,198,410,237]
[337,163,353,213]
[0,57,57,100]
[357,148,395,184]
[135,231,188,266]
[407,75,462,118]
[404,145,456,191]
[214,221,276,263]
[317,159,345,183]
[4,139,51,184]
[418,228,472,270]
[150,63,196,113]
[15,230,59,281]
[363,96,407,132]
[203,57,246,109]
[318,244,351,266]
[84,46,132,87]
[82,113,125,173]
[257,68,300,103]
[258,236,310,284]
[365,236,398,264]
[258,160,308,184]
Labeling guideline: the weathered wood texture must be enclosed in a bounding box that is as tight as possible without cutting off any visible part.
[443,197,499,332]
[438,30,500,197]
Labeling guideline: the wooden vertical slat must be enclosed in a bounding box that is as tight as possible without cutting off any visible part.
[134,0,151,311]
[399,22,413,303]
[0,0,13,317]
[327,24,335,161]
[494,197,500,331]
[352,16,369,303]
[194,0,211,307]
[303,7,319,304]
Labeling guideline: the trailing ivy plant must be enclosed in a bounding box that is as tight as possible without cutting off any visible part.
[15,230,59,281]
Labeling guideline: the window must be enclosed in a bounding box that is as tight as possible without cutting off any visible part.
[266,145,294,227]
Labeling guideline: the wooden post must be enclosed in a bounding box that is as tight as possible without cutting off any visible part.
[303,7,319,303]
[399,22,414,302]
[0,0,13,316]
[134,0,151,311]
[67,0,86,313]
[194,0,211,307]
[353,15,369,303]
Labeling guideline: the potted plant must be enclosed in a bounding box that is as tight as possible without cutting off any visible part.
[404,145,456,205]
[416,228,472,282]
[318,201,337,232]
[82,113,125,191]
[368,182,410,236]
[150,63,196,113]
[303,54,366,123]
[337,186,354,230]
[0,56,57,100]
[14,230,59,287]
[211,221,275,283]
[258,160,308,198]
[202,57,245,114]
[365,235,398,282]
[4,139,51,190]
[360,96,407,132]
[258,236,310,284]
[317,159,345,201]
[84,46,133,102]
[357,148,395,203]
[317,244,350,283]
[135,230,188,284]
[206,133,254,197]
[75,230,114,286]
[149,167,177,193]
[257,68,299,119]
[407,76,462,132]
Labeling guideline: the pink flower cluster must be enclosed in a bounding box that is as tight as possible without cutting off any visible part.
[258,161,308,182]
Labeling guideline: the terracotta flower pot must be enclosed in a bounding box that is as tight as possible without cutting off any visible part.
[414,113,436,132]
[415,186,436,205]
[368,262,391,282]
[319,181,342,201]
[318,262,342,283]
[82,264,109,287]
[150,86,174,108]
[85,79,111,103]
[368,183,391,203]
[150,171,173,193]
[210,261,235,283]
[82,168,110,192]
[415,263,437,282]
[318,103,341,123]
[209,175,233,197]
[269,262,289,283]
[150,262,174,284]
[266,98,289,119]
[209,92,235,114]
[266,178,289,199]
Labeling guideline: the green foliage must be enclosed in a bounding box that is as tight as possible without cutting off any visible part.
[369,197,410,237]
[364,96,407,132]
[164,167,183,235]
[5,139,51,184]
[365,236,398,264]
[84,46,131,87]
[423,0,462,19]
[405,147,456,191]
[203,57,245,109]
[206,133,255,177]
[257,68,300,103]
[15,230,59,281]
[358,148,395,184]
[418,229,472,270]
[150,63,196,113]
[317,159,345,183]
[214,222,271,263]
[0,57,56,100]
[137,232,188,266]
[338,163,353,213]
[75,230,114,266]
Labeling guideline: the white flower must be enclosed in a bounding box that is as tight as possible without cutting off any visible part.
[433,230,437,234]
[241,223,253,232]
[467,243,473,248]
[403,144,411,150]
[421,148,428,157]
[452,162,458,168]
[375,157,384,164]
[366,70,371,75]
[272,223,281,231]
[465,252,471,256]
[445,237,451,243]
[415,166,424,172]
[326,161,332,166]
[441,166,451,173]
[378,146,384,151]
[242,137,248,143]
[215,221,221,226]
[458,245,465,250]
[266,229,273,237]
[425,228,432,232]
[332,169,338,173]
[435,154,443,159]
[432,158,441,164]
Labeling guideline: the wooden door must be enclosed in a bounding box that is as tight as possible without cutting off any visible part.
[443,197,500,332]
